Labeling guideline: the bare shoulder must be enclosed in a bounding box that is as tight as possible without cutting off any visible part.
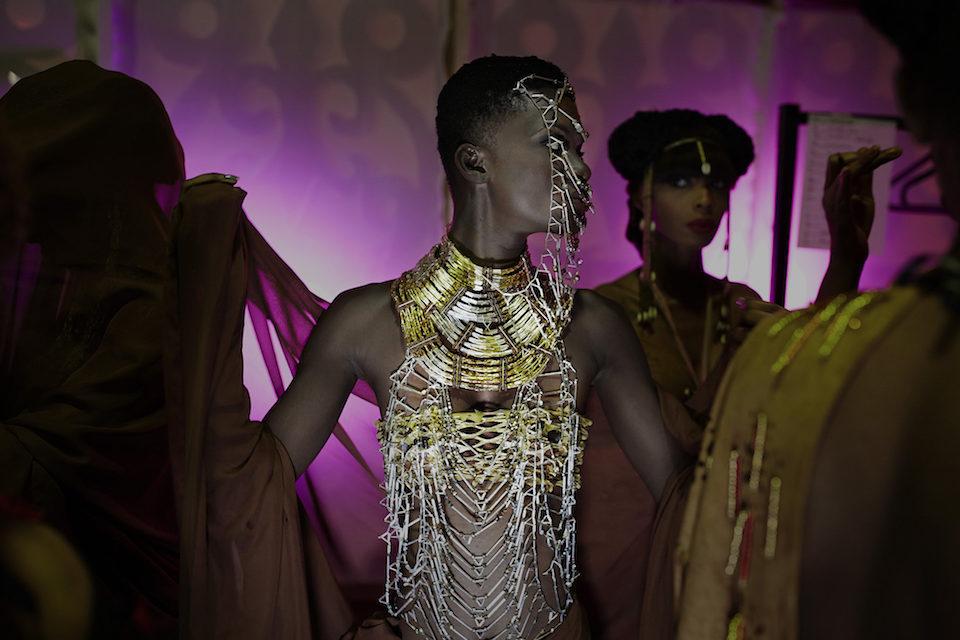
[303,280,399,358]
[564,288,641,385]
[570,288,634,336]
[326,280,396,324]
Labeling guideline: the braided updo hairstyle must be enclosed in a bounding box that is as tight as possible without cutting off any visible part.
[608,109,754,254]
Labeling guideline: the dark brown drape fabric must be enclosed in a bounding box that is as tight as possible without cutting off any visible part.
[579,272,761,639]
[0,60,184,637]
[166,178,354,639]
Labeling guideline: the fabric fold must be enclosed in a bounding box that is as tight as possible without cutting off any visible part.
[166,180,353,639]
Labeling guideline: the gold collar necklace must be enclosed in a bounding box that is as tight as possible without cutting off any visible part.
[394,238,569,391]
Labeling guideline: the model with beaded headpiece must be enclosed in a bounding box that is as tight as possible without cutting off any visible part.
[576,110,767,640]
[600,108,893,429]
[674,0,960,637]
[575,107,899,637]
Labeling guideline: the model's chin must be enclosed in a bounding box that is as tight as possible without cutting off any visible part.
[682,221,721,243]
[685,233,718,250]
[573,206,589,232]
[567,194,591,229]
[655,227,717,250]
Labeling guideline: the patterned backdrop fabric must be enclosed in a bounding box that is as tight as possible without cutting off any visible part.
[2,0,956,615]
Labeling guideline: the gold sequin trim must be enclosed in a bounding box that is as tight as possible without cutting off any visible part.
[764,476,782,559]
[726,613,745,640]
[818,292,878,358]
[725,510,750,577]
[748,413,768,491]
[727,450,740,520]
[770,294,848,375]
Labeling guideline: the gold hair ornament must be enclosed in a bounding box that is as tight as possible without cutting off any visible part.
[663,136,712,176]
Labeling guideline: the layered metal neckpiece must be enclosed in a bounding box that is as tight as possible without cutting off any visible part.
[394,238,571,391]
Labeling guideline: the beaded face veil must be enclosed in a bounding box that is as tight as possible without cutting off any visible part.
[513,73,594,319]
[378,71,594,639]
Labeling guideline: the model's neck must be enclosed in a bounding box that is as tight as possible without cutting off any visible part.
[447,207,528,264]
[648,232,704,275]
[643,233,716,305]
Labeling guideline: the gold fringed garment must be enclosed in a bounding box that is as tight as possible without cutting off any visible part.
[166,179,354,639]
[675,275,960,639]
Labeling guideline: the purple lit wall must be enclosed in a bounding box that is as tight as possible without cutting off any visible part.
[465,2,955,306]
[91,2,957,313]
[4,0,956,608]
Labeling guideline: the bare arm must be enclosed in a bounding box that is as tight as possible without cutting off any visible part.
[579,291,689,500]
[264,285,381,476]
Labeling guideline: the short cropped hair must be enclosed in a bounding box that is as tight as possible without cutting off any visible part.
[436,55,566,182]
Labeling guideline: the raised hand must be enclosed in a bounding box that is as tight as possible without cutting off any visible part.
[822,145,902,265]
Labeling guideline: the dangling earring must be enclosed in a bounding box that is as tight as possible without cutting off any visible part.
[637,164,702,384]
[716,209,732,345]
[640,166,654,283]
[636,166,658,327]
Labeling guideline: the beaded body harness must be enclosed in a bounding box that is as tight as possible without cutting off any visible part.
[377,74,594,640]
[380,240,587,639]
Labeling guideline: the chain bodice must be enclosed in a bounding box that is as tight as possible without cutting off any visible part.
[376,239,588,640]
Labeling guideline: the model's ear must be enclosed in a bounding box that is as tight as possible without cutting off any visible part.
[454,143,489,184]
